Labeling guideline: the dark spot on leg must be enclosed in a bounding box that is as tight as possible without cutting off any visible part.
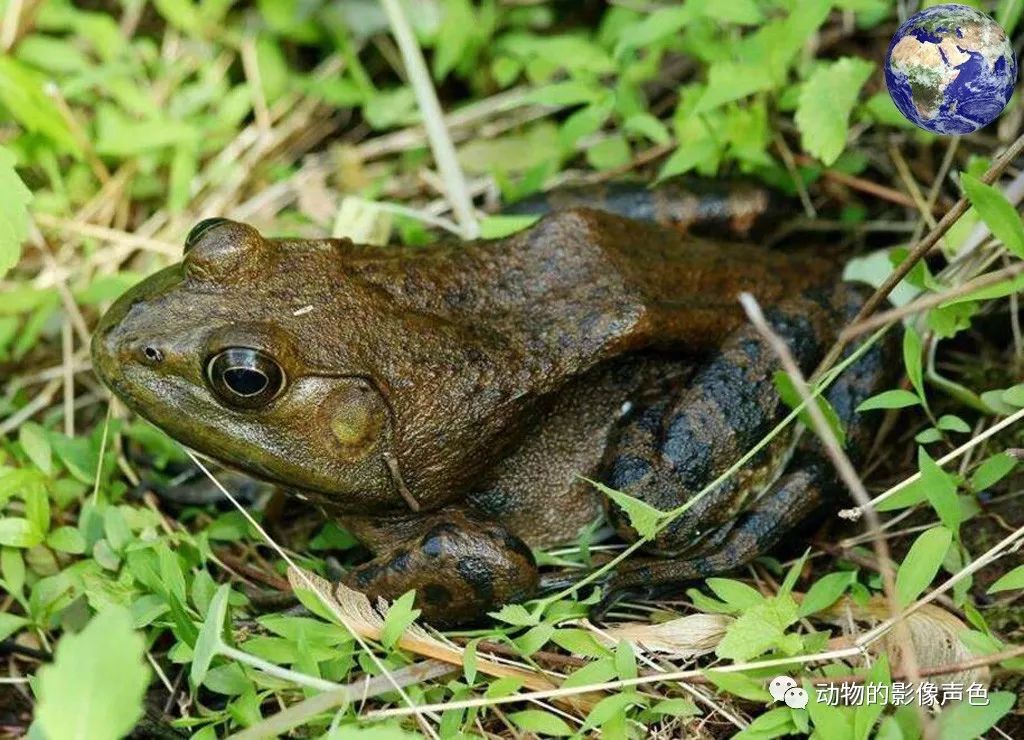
[456,556,495,604]
[422,583,452,607]
[388,549,412,573]
[606,454,653,489]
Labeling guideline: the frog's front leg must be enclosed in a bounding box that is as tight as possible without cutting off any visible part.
[339,507,538,626]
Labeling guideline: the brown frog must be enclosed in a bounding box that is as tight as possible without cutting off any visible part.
[91,186,895,625]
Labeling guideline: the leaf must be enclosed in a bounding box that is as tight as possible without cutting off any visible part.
[970,452,1017,492]
[35,607,149,740]
[380,590,421,649]
[190,583,230,687]
[902,327,926,406]
[795,57,874,165]
[774,372,847,447]
[918,447,961,532]
[716,595,799,661]
[895,526,952,608]
[856,389,921,412]
[0,146,31,279]
[489,602,539,626]
[614,639,637,680]
[18,422,51,476]
[988,565,1024,593]
[704,670,771,702]
[960,173,1024,259]
[799,571,857,617]
[586,478,663,539]
[936,415,971,434]
[561,656,617,689]
[936,691,1016,740]
[706,578,765,611]
[508,709,574,737]
[514,622,554,657]
[695,62,774,113]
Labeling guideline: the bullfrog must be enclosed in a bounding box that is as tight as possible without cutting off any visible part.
[91,184,896,625]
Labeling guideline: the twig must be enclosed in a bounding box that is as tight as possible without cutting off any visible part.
[839,261,1024,340]
[229,660,456,740]
[840,410,1024,519]
[380,0,478,239]
[815,644,1024,685]
[815,130,1024,376]
[737,294,924,700]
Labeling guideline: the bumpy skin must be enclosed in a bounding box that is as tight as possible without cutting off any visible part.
[91,183,882,625]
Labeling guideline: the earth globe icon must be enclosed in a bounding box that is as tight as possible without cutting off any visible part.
[885,4,1018,135]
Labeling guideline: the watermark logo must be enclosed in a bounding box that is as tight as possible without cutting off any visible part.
[769,676,991,708]
[769,676,809,709]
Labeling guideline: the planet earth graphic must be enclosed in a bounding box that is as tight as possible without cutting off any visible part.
[884,4,1017,135]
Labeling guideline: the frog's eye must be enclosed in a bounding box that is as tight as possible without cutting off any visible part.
[206,347,285,410]
[184,218,231,254]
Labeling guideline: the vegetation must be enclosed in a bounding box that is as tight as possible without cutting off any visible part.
[1,0,1023,737]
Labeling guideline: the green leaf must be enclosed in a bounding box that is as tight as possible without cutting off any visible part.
[0,612,28,642]
[18,422,52,476]
[614,639,637,680]
[35,607,149,740]
[561,656,617,689]
[586,478,663,539]
[902,327,926,406]
[695,62,774,113]
[380,590,420,649]
[705,670,771,702]
[716,594,799,660]
[970,452,1017,491]
[706,578,765,611]
[936,690,1015,740]
[586,134,631,171]
[46,526,86,554]
[582,691,645,730]
[508,709,574,737]
[936,415,971,434]
[0,517,42,548]
[895,526,952,608]
[799,570,856,617]
[489,602,539,626]
[998,0,1024,36]
[0,146,32,279]
[515,622,555,657]
[735,707,798,739]
[988,565,1024,593]
[856,389,921,412]
[796,57,874,165]
[774,372,847,447]
[960,173,1024,259]
[918,447,961,532]
[190,583,230,688]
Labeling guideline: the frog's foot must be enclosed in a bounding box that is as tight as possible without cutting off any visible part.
[341,508,539,627]
[590,459,831,623]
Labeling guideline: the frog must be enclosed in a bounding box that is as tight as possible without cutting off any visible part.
[91,184,896,626]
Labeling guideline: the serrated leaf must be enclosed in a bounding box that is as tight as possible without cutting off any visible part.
[586,478,663,539]
[896,526,952,608]
[961,173,1024,259]
[489,602,539,626]
[796,57,874,165]
[35,607,149,740]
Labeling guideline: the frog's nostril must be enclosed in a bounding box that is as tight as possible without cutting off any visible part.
[142,346,164,363]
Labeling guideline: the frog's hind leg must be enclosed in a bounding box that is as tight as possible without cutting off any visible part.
[592,284,900,621]
[503,177,781,239]
[591,456,832,621]
[339,507,538,627]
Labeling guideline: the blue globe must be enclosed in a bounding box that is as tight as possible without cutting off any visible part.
[885,4,1017,135]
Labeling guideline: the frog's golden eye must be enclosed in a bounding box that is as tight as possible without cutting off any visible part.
[184,218,231,254]
[206,347,285,410]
